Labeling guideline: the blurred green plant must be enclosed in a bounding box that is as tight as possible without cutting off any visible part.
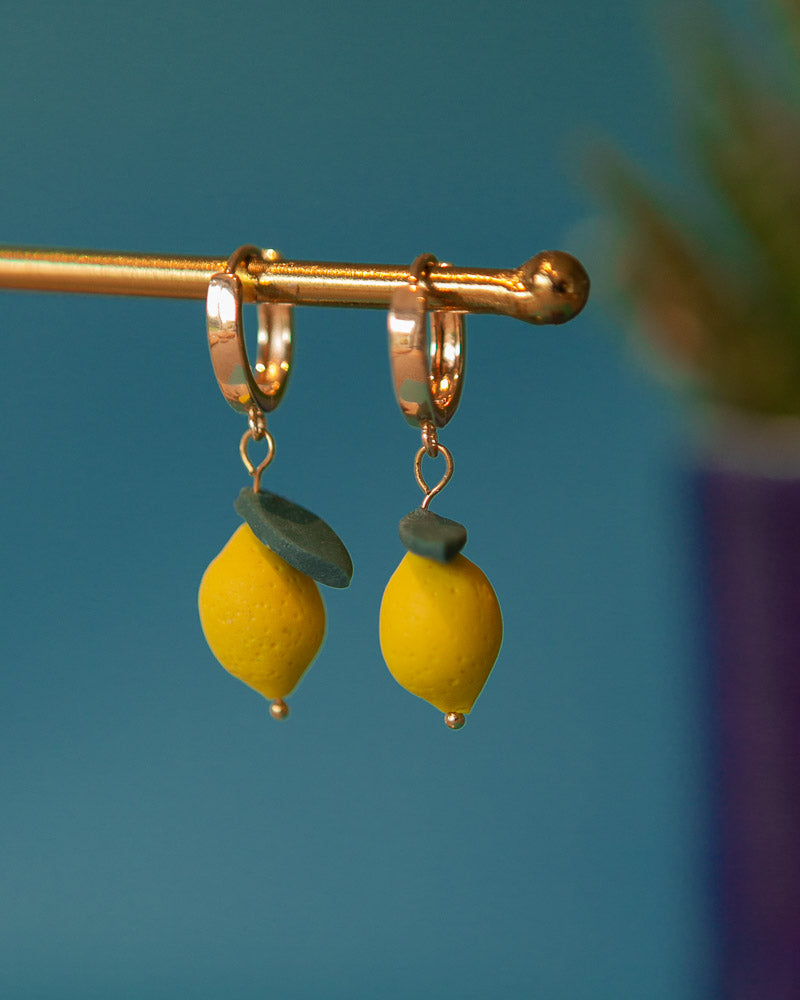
[603,0,800,416]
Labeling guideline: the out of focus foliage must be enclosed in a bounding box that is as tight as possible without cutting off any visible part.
[604,0,800,416]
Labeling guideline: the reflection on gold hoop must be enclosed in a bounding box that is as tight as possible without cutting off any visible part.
[387,252,465,429]
[206,244,292,416]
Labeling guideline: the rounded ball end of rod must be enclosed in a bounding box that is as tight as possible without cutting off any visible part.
[517,251,590,325]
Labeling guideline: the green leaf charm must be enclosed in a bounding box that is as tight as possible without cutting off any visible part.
[398,507,467,563]
[234,488,353,588]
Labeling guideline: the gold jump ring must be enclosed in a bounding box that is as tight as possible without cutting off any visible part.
[414,444,454,509]
[239,426,276,493]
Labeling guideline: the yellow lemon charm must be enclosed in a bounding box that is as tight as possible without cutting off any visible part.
[384,253,500,728]
[379,550,503,728]
[199,523,326,718]
[202,250,351,720]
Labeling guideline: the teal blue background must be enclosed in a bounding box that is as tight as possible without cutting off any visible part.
[1,1,721,996]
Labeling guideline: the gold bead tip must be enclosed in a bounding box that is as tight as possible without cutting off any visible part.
[444,712,466,730]
[269,698,290,720]
[517,251,590,325]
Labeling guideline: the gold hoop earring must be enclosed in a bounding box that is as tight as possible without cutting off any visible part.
[199,245,353,720]
[380,254,502,730]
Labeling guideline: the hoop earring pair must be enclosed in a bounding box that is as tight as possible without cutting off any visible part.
[198,247,501,729]
[198,246,353,720]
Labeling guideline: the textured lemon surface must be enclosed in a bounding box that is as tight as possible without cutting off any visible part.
[199,523,326,700]
[379,551,502,714]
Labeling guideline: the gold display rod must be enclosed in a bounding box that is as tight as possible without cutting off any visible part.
[0,245,590,325]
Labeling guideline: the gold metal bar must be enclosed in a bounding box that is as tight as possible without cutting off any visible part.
[0,244,589,325]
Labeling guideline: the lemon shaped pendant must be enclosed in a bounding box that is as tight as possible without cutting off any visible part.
[199,523,326,717]
[379,550,503,728]
[199,485,352,718]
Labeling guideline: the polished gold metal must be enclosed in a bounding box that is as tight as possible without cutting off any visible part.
[206,245,293,416]
[388,254,466,428]
[0,245,590,325]
[247,407,268,439]
[414,444,454,510]
[408,252,438,287]
[420,420,439,458]
[269,698,290,720]
[239,426,276,494]
[445,712,466,730]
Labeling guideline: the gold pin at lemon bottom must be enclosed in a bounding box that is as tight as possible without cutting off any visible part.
[445,712,466,730]
[269,698,290,720]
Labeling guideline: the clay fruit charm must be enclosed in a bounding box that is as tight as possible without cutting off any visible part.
[199,523,326,718]
[199,488,351,718]
[379,538,502,728]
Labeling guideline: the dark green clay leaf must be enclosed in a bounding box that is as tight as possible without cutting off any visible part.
[398,507,467,563]
[234,488,353,588]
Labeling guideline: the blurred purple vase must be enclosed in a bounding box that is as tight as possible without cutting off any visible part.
[696,414,800,999]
